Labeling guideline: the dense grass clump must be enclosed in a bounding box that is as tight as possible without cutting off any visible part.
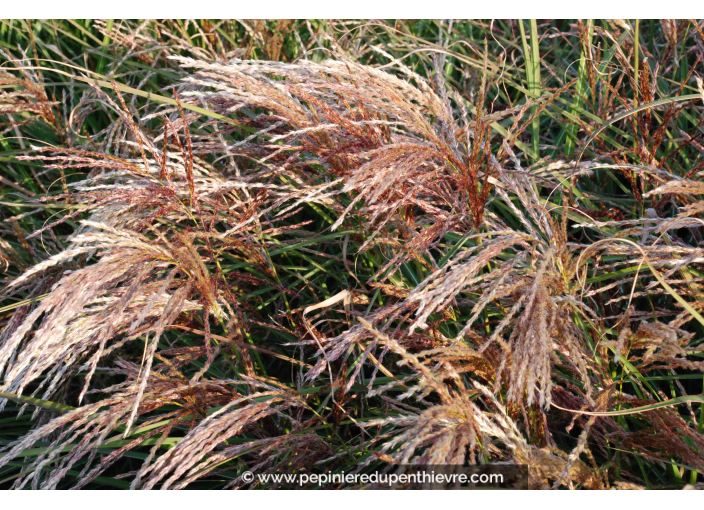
[1,19,704,489]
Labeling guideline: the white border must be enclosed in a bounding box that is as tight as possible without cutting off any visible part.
[1,10,702,502]
[0,488,701,504]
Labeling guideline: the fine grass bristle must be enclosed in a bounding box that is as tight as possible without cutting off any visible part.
[1,19,704,490]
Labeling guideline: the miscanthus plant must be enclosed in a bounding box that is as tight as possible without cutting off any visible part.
[1,19,704,489]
